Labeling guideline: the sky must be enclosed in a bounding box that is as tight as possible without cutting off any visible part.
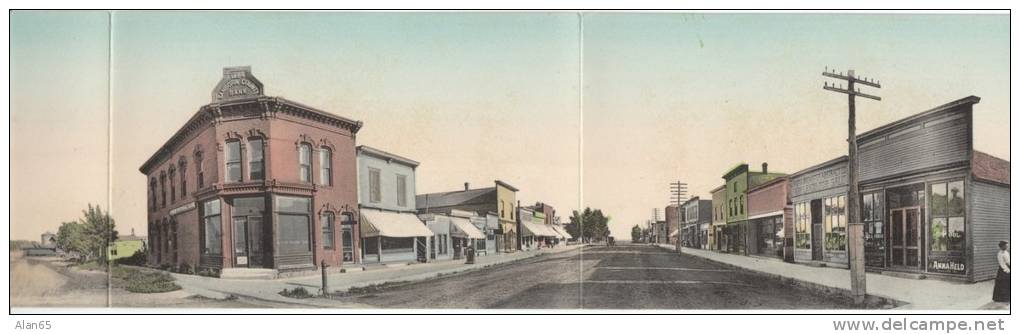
[10,12,1009,241]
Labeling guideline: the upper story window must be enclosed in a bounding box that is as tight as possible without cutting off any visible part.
[248,138,264,181]
[195,151,205,189]
[159,173,167,208]
[225,140,242,183]
[318,147,332,186]
[368,168,381,203]
[168,166,177,203]
[299,143,312,183]
[149,178,157,210]
[178,159,187,198]
[396,174,408,207]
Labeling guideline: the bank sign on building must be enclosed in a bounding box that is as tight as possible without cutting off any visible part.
[790,96,1009,282]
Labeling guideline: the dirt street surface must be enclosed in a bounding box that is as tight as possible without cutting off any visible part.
[332,244,875,309]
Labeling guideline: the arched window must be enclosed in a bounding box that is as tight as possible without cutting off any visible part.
[168,166,176,203]
[225,140,242,183]
[195,151,205,189]
[321,212,335,250]
[178,158,187,198]
[160,173,167,208]
[248,138,264,181]
[299,143,312,183]
[149,178,157,210]
[318,147,332,186]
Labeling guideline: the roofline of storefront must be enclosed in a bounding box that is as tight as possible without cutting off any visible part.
[857,95,980,142]
[747,175,789,194]
[357,145,420,168]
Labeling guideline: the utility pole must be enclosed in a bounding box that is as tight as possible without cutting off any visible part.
[823,67,881,305]
[670,181,688,255]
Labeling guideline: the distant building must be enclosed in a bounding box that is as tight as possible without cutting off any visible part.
[710,185,726,251]
[108,230,147,261]
[682,197,712,249]
[747,177,790,260]
[665,204,680,245]
[722,162,785,254]
[40,232,56,248]
[417,180,519,253]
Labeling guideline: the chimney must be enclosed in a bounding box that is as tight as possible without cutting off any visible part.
[464,182,470,191]
[762,162,769,174]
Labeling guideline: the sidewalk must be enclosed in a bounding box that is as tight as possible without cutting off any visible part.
[171,244,581,308]
[655,243,1006,310]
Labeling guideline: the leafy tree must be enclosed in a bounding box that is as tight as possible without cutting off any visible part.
[56,204,117,263]
[566,207,612,243]
[631,225,642,242]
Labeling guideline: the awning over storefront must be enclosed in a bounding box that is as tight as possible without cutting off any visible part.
[361,210,434,238]
[552,225,572,239]
[669,230,679,237]
[450,216,486,239]
[521,221,559,237]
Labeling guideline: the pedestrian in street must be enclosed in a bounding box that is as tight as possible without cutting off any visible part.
[993,240,1010,303]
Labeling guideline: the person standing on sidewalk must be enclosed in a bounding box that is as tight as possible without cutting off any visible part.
[993,241,1010,303]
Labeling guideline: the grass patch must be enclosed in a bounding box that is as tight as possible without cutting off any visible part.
[110,265,182,293]
[71,261,181,294]
[338,281,411,297]
[279,287,313,299]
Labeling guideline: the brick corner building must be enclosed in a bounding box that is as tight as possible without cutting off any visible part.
[139,66,362,276]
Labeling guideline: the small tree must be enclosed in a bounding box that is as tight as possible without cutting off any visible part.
[631,225,642,242]
[55,204,117,263]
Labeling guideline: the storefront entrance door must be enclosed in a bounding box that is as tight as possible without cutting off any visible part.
[232,216,264,267]
[889,208,921,269]
[811,199,823,261]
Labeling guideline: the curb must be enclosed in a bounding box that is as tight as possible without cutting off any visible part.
[664,245,905,309]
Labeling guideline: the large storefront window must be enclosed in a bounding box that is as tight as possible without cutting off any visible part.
[794,202,810,249]
[202,199,222,255]
[863,192,885,267]
[275,196,311,255]
[930,181,965,252]
[823,195,847,251]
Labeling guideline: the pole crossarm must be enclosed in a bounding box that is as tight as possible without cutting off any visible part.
[823,86,882,101]
[822,71,882,88]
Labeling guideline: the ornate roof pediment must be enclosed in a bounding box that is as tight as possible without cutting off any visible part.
[211,66,264,103]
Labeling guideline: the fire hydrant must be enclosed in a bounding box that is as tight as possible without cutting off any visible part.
[465,244,475,264]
